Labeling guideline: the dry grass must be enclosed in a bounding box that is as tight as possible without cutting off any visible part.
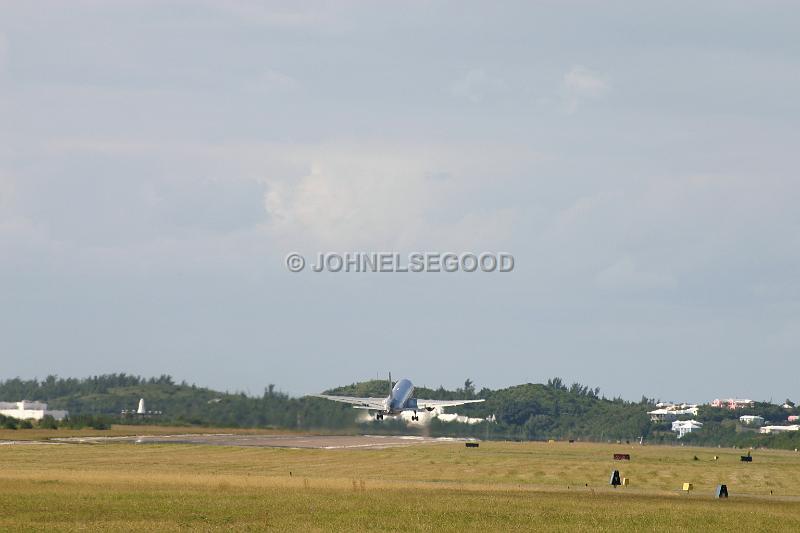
[2,437,800,531]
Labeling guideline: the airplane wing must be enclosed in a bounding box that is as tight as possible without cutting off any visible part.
[415,399,485,410]
[311,395,386,410]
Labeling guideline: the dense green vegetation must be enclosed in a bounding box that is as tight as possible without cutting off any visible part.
[0,374,355,430]
[1,374,799,449]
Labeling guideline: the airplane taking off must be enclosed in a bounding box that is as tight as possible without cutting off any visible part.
[312,375,485,421]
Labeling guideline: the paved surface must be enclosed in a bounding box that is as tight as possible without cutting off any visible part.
[0,440,64,446]
[48,433,470,449]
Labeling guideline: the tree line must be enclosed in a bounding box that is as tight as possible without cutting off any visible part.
[1,374,798,449]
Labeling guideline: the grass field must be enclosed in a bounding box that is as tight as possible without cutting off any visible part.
[2,428,800,531]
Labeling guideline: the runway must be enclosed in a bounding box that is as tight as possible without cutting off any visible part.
[49,433,471,449]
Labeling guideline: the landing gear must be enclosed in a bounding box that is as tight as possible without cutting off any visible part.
[411,412,419,421]
[376,413,384,421]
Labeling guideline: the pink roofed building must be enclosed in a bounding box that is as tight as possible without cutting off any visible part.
[711,398,755,410]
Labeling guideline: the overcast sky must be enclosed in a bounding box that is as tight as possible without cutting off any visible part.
[1,2,798,402]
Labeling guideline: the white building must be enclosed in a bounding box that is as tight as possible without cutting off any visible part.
[656,402,699,411]
[649,409,678,422]
[759,425,800,434]
[0,400,68,421]
[739,415,765,426]
[648,405,700,422]
[672,419,703,438]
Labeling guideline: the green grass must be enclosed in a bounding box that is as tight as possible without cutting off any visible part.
[2,438,800,531]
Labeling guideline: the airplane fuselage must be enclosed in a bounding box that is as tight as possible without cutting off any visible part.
[384,378,412,413]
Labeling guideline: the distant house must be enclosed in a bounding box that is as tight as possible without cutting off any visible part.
[655,402,699,411]
[788,415,799,423]
[739,415,765,426]
[648,409,677,422]
[0,400,68,421]
[759,425,800,434]
[711,398,755,410]
[648,404,700,422]
[672,420,703,438]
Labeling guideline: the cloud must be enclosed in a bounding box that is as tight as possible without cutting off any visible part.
[450,68,507,103]
[0,173,14,211]
[562,65,610,112]
[0,33,6,73]
[563,65,609,95]
[596,256,677,291]
[243,68,298,94]
[262,142,523,250]
[205,1,341,30]
[0,173,56,271]
[3,137,522,272]
[542,172,800,301]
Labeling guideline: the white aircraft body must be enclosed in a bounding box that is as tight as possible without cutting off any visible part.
[313,376,484,421]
